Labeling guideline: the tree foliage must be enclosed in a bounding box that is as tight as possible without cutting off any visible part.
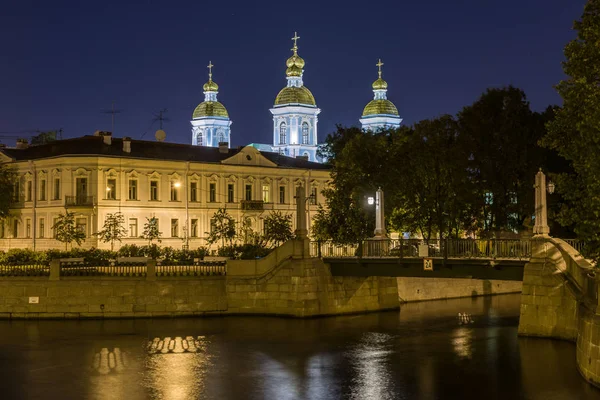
[141,216,162,245]
[0,164,16,220]
[95,212,127,251]
[206,208,236,247]
[263,211,294,246]
[542,1,600,257]
[51,211,86,250]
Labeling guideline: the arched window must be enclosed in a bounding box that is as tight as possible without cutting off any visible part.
[279,122,287,144]
[302,122,309,144]
[196,130,203,146]
[217,130,225,144]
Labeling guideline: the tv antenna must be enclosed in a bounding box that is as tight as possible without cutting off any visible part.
[101,101,123,133]
[152,109,169,130]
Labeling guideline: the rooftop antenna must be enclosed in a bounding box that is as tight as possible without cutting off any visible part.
[101,101,123,134]
[152,108,170,130]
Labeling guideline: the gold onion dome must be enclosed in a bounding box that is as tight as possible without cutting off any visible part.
[192,101,229,118]
[372,77,388,90]
[275,86,316,106]
[362,99,399,117]
[203,79,219,92]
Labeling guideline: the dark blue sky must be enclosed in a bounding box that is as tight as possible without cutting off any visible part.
[0,0,587,147]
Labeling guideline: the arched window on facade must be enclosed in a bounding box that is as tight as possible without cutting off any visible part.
[302,122,309,144]
[217,130,225,144]
[196,130,203,146]
[279,122,287,144]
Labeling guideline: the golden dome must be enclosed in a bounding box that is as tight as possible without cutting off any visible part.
[372,78,388,90]
[275,86,316,106]
[192,101,229,119]
[286,65,303,77]
[362,99,399,116]
[203,79,219,92]
[286,54,305,69]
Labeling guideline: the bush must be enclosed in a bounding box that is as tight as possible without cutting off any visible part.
[217,244,272,260]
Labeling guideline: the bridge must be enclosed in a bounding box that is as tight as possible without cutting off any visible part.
[310,238,584,281]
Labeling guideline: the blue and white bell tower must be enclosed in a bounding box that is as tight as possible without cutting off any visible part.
[191,61,232,147]
[270,33,321,161]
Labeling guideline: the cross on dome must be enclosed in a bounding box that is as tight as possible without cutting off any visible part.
[376,59,384,78]
[207,61,214,80]
[291,32,300,54]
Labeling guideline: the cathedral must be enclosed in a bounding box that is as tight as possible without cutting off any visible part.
[190,33,403,163]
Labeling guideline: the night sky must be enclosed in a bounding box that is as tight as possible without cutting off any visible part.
[0,0,587,148]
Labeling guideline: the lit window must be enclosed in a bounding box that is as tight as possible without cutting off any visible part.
[197,130,203,146]
[262,184,270,203]
[302,122,309,144]
[129,218,138,237]
[106,179,116,200]
[170,181,180,201]
[279,122,287,144]
[76,218,87,236]
[171,219,179,237]
[191,219,198,237]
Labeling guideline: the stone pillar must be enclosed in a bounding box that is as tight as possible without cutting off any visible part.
[146,259,156,281]
[533,169,550,236]
[295,186,308,239]
[49,259,60,281]
[374,188,386,238]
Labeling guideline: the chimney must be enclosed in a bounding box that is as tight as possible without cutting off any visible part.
[123,137,131,153]
[101,132,112,145]
[218,142,229,154]
[16,138,29,149]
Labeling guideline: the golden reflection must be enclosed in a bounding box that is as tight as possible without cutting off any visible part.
[452,327,473,359]
[92,348,127,375]
[348,332,393,400]
[144,336,211,400]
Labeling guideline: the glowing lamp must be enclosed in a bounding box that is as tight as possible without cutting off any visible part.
[367,196,375,205]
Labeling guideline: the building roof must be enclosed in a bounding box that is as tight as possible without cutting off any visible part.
[0,135,331,170]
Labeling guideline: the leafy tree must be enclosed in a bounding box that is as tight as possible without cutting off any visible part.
[263,211,294,246]
[0,164,16,220]
[52,211,86,250]
[141,216,162,245]
[206,208,236,247]
[95,212,127,251]
[30,131,57,146]
[542,0,600,257]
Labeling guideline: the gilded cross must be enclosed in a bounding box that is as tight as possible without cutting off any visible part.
[376,59,384,78]
[291,32,300,54]
[207,61,214,80]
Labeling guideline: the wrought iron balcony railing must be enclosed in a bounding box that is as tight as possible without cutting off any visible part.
[65,195,95,207]
[241,200,265,211]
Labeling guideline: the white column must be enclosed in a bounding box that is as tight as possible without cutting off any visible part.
[374,188,386,238]
[533,169,550,236]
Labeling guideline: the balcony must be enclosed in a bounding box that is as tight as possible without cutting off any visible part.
[241,200,273,211]
[65,195,95,207]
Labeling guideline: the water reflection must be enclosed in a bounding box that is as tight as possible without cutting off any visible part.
[452,327,473,359]
[347,332,394,400]
[92,348,127,374]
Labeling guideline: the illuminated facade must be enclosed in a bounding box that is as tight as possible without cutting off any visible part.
[359,59,402,131]
[191,62,232,148]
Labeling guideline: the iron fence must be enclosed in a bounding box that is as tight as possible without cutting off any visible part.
[60,261,147,277]
[156,261,226,277]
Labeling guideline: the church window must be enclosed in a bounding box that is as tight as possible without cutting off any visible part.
[197,130,203,146]
[217,130,225,144]
[302,122,309,144]
[279,122,287,144]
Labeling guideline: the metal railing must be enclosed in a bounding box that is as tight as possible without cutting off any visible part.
[311,238,533,260]
[241,200,265,211]
[0,264,50,277]
[60,261,147,277]
[156,261,226,277]
[563,239,587,256]
[65,195,95,207]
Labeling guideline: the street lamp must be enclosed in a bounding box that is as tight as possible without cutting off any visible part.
[547,180,555,194]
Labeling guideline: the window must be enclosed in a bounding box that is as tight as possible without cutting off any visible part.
[26,181,32,202]
[39,218,45,238]
[26,219,31,238]
[128,180,137,200]
[0,220,4,238]
[279,122,287,144]
[262,185,270,203]
[150,180,159,201]
[52,218,58,238]
[129,218,138,237]
[245,184,252,201]
[302,122,309,144]
[12,220,18,238]
[76,178,88,198]
[106,179,116,200]
[279,186,286,204]
[217,130,225,144]
[76,218,87,236]
[190,182,198,202]
[12,181,19,202]
[227,184,234,203]
[40,179,46,201]
[53,178,60,200]
[310,187,317,205]
[170,181,180,201]
[210,218,216,233]
[209,183,216,202]
[171,219,179,237]
[197,130,203,146]
[191,219,198,237]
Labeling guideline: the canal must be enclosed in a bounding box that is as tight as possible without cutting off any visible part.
[0,293,598,399]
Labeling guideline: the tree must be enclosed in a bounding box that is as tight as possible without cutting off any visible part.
[205,208,236,247]
[30,131,57,146]
[95,212,127,251]
[52,211,86,250]
[0,164,16,220]
[263,211,294,246]
[141,216,162,245]
[542,0,600,257]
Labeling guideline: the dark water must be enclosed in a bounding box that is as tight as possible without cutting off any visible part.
[0,294,598,400]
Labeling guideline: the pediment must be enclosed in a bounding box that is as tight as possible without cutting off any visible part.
[221,145,277,168]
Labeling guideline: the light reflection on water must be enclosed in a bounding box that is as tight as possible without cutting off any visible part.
[0,294,598,399]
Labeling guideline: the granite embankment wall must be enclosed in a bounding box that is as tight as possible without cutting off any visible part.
[518,237,600,388]
[396,277,522,302]
[0,240,399,319]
